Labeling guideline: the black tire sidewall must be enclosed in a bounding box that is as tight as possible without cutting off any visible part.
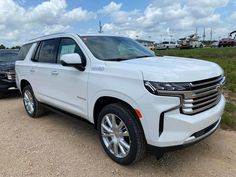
[97,103,141,165]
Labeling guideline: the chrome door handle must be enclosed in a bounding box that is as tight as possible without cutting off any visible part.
[51,71,59,75]
[30,69,35,73]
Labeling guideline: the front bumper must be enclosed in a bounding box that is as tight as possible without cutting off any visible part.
[0,79,17,92]
[148,118,220,154]
[136,93,225,148]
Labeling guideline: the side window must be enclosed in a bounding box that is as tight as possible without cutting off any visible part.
[57,38,85,64]
[17,43,33,60]
[37,39,60,63]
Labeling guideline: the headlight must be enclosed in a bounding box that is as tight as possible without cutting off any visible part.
[144,80,191,95]
[6,71,15,80]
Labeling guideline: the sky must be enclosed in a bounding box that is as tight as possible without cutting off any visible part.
[0,0,236,46]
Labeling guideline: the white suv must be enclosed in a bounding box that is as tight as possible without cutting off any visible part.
[15,33,225,165]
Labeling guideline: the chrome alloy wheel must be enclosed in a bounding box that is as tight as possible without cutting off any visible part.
[101,113,131,158]
[23,90,35,114]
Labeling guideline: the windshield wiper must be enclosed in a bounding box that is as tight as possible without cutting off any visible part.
[104,58,130,62]
[134,55,153,59]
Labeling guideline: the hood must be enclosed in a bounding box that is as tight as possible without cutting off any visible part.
[121,56,223,82]
[0,61,15,71]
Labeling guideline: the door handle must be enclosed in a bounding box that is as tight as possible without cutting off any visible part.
[51,71,59,76]
[30,69,35,73]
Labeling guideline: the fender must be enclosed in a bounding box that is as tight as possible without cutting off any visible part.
[88,90,142,123]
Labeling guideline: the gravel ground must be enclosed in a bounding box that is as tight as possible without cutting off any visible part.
[0,95,236,177]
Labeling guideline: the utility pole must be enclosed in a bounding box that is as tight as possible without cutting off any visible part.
[210,28,213,42]
[98,21,103,33]
[203,27,206,42]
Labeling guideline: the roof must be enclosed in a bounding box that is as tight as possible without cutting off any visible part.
[27,32,126,44]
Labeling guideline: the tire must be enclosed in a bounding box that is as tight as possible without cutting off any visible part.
[22,85,45,118]
[97,103,146,165]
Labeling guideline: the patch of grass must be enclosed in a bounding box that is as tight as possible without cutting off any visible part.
[221,102,236,130]
[155,47,236,130]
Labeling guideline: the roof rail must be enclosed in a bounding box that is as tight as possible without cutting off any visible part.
[29,32,67,41]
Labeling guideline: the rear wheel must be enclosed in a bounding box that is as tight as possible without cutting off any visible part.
[22,85,45,118]
[98,103,146,165]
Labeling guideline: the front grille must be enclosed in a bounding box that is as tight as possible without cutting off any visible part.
[182,75,225,115]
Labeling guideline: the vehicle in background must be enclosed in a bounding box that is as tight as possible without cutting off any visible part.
[156,41,179,50]
[218,38,234,47]
[0,49,19,98]
[218,30,236,47]
[229,30,236,46]
[16,33,225,165]
[211,41,219,48]
[179,34,204,49]
[136,39,156,50]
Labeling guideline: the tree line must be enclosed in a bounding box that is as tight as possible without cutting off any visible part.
[0,44,21,50]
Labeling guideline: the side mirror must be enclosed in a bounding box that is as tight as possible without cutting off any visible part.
[60,53,85,71]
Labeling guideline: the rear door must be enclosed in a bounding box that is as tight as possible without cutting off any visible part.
[31,38,60,104]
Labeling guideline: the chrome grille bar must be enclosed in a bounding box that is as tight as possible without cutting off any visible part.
[181,75,224,115]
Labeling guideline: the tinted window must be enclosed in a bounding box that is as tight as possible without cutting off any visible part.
[58,38,86,64]
[17,43,32,60]
[37,39,60,63]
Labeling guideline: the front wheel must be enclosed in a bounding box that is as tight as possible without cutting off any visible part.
[22,85,45,118]
[98,103,146,165]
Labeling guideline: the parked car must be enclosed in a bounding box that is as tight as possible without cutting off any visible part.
[180,40,204,49]
[211,41,219,48]
[218,38,234,47]
[0,49,19,98]
[156,41,179,49]
[16,33,225,165]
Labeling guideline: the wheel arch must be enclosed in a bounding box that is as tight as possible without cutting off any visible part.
[20,79,31,93]
[93,96,143,130]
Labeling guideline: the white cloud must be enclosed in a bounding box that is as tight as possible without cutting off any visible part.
[101,0,232,42]
[188,0,230,8]
[62,8,96,24]
[230,11,236,20]
[0,0,96,46]
[0,0,234,46]
[98,1,122,15]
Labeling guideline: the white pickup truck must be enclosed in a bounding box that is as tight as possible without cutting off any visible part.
[15,33,225,165]
[156,41,179,49]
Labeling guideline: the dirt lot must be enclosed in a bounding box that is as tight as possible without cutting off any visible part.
[0,95,236,177]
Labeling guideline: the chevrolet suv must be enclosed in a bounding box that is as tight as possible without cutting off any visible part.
[15,33,225,165]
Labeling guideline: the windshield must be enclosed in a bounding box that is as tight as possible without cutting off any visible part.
[0,51,18,62]
[80,36,155,61]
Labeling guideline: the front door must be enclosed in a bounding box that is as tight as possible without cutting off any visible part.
[48,37,89,118]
